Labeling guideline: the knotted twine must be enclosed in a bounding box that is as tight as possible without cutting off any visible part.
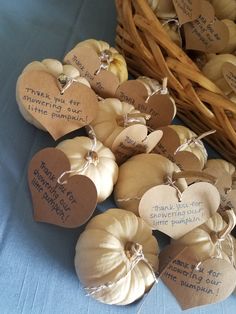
[85,241,158,297]
[57,125,97,185]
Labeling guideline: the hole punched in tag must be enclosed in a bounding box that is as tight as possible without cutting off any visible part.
[57,73,77,95]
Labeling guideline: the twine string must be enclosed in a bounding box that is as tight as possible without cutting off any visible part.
[145,77,168,103]
[85,242,158,297]
[116,196,142,202]
[165,175,182,202]
[195,210,236,270]
[94,49,113,75]
[174,130,216,155]
[57,73,78,95]
[57,125,97,185]
[121,113,151,127]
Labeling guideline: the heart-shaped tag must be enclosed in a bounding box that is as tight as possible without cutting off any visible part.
[111,124,163,164]
[183,0,229,53]
[172,0,201,25]
[159,245,236,310]
[115,80,176,130]
[153,126,202,171]
[222,62,236,94]
[17,70,98,140]
[139,182,220,239]
[28,148,97,228]
[64,46,120,98]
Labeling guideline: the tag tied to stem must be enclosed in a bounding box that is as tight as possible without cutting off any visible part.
[57,125,97,185]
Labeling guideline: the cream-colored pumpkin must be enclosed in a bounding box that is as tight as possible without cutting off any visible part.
[114,153,187,215]
[90,98,146,149]
[76,39,128,83]
[16,59,90,130]
[172,212,235,263]
[147,0,176,19]
[161,20,182,47]
[220,19,236,53]
[210,0,236,21]
[205,159,235,176]
[56,136,118,203]
[202,54,236,95]
[137,76,162,95]
[169,125,208,169]
[75,208,159,305]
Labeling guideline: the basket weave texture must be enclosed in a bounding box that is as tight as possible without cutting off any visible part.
[115,0,236,165]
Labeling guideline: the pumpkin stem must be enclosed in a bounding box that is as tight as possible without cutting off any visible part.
[85,151,99,165]
[125,241,143,260]
[172,170,216,184]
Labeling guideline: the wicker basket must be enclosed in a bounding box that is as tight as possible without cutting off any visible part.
[115,0,236,165]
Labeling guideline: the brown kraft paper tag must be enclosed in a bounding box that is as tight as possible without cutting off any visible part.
[153,126,202,171]
[111,125,163,164]
[138,182,220,239]
[115,80,176,130]
[28,148,97,228]
[64,46,120,98]
[159,245,236,310]
[184,0,229,53]
[172,0,201,25]
[17,70,98,140]
[222,62,236,94]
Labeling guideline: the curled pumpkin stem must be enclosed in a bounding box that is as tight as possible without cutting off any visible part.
[172,170,217,184]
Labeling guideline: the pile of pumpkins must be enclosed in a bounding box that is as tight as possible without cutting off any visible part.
[148,0,236,125]
[16,39,236,306]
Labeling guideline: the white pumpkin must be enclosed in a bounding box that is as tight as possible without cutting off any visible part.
[169,125,208,169]
[210,0,236,21]
[114,153,187,215]
[204,158,236,191]
[16,59,90,130]
[56,136,118,203]
[220,19,236,54]
[202,54,236,95]
[162,20,182,47]
[75,208,159,305]
[205,159,235,176]
[75,39,128,83]
[90,98,147,148]
[147,0,176,19]
[172,212,236,263]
